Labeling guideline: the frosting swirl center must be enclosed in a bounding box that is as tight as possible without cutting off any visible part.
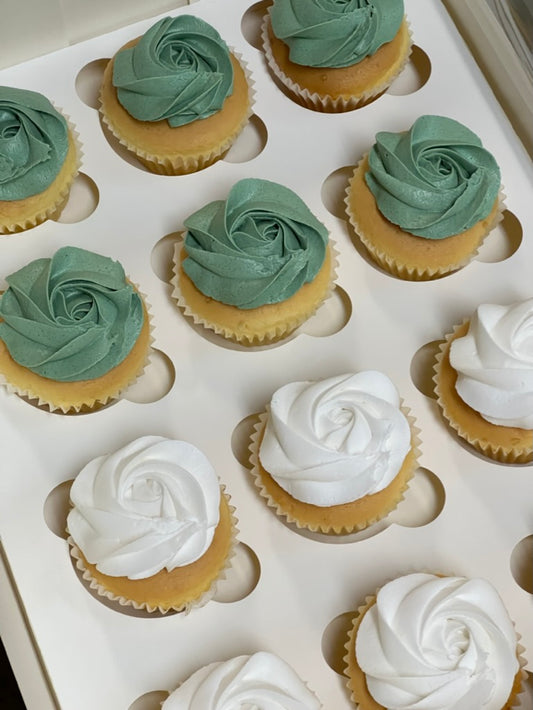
[0,86,69,200]
[355,573,519,710]
[269,0,404,68]
[259,371,411,506]
[0,246,144,382]
[112,15,234,127]
[450,299,533,428]
[67,436,221,580]
[183,178,328,309]
[365,115,501,239]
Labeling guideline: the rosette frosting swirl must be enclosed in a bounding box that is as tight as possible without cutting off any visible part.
[112,15,234,127]
[162,652,321,709]
[355,573,519,710]
[259,372,411,506]
[450,299,533,428]
[0,246,144,382]
[0,86,69,201]
[67,436,221,580]
[183,178,329,309]
[365,115,501,239]
[269,0,404,68]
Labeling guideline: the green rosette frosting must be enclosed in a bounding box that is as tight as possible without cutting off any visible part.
[365,115,501,239]
[0,86,69,201]
[113,15,234,127]
[269,0,404,68]
[183,178,329,309]
[0,247,144,382]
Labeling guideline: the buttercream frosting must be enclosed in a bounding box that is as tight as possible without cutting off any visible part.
[269,0,404,69]
[355,573,519,710]
[258,372,411,506]
[365,115,501,239]
[183,178,329,309]
[162,652,321,709]
[450,299,533,428]
[0,86,69,201]
[0,246,144,382]
[113,15,234,127]
[67,436,221,580]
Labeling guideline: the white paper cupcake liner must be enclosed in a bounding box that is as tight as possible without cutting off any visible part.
[170,237,339,347]
[99,48,255,175]
[261,14,413,112]
[67,487,238,615]
[344,154,506,280]
[248,402,421,535]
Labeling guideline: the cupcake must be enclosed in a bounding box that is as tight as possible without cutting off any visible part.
[100,15,252,175]
[345,115,503,280]
[262,0,412,111]
[162,651,322,708]
[0,86,80,233]
[249,371,420,534]
[0,246,150,413]
[434,298,533,463]
[345,573,525,709]
[171,177,335,346]
[67,436,236,614]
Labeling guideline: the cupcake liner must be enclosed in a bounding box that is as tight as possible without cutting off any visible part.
[248,403,421,535]
[345,155,506,280]
[0,283,154,414]
[67,487,238,615]
[433,321,533,463]
[170,237,339,347]
[99,49,255,176]
[343,581,528,710]
[261,15,413,112]
[0,110,82,234]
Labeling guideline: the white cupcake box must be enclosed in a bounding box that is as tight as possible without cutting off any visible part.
[0,0,532,708]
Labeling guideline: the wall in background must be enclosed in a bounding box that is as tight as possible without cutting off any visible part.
[0,0,190,69]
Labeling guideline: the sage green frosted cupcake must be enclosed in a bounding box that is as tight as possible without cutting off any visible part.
[0,246,151,412]
[262,0,412,111]
[171,178,336,345]
[345,115,504,280]
[100,15,252,175]
[0,86,80,233]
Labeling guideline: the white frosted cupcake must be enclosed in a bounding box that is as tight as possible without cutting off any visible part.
[345,573,525,709]
[434,298,533,463]
[249,371,420,534]
[67,436,236,613]
[162,651,322,708]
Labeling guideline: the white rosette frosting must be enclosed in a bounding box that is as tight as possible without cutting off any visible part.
[450,299,533,428]
[67,436,221,579]
[258,372,411,506]
[355,573,519,710]
[162,651,321,709]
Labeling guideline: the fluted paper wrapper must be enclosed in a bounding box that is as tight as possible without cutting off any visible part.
[248,403,421,535]
[345,154,506,281]
[343,578,528,710]
[67,488,238,615]
[0,109,82,234]
[99,49,254,176]
[261,15,412,113]
[0,284,153,414]
[434,320,533,463]
[170,237,339,347]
